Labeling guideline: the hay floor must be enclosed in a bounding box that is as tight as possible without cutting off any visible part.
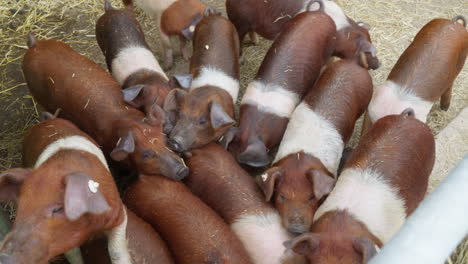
[0,0,466,263]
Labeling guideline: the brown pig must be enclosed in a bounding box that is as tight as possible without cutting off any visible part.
[223,5,337,167]
[81,208,174,264]
[226,0,379,68]
[0,117,131,264]
[164,12,240,152]
[96,1,172,124]
[22,36,188,180]
[259,60,373,234]
[363,16,468,135]
[284,109,435,264]
[124,175,253,264]
[185,144,296,264]
[123,0,208,69]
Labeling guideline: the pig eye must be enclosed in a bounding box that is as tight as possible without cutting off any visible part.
[50,205,64,217]
[142,150,156,160]
[278,194,286,203]
[198,116,208,126]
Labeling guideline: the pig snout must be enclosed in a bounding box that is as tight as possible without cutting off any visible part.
[160,152,189,180]
[167,135,189,153]
[168,124,194,153]
[284,211,311,235]
[236,139,270,167]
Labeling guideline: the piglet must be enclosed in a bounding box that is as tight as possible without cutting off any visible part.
[96,1,172,119]
[284,109,435,264]
[184,143,298,264]
[80,208,174,264]
[124,175,253,264]
[164,11,240,152]
[226,0,379,68]
[223,4,337,167]
[22,36,188,180]
[123,0,208,69]
[0,117,130,264]
[363,16,468,134]
[259,60,373,234]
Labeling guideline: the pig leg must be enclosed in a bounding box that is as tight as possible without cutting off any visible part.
[179,36,191,61]
[440,86,453,111]
[160,30,173,70]
[248,31,259,45]
[64,247,84,264]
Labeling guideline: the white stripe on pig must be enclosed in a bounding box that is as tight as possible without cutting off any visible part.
[241,81,300,118]
[106,207,133,264]
[191,66,240,103]
[231,210,291,264]
[368,81,433,123]
[314,168,407,244]
[111,46,167,85]
[273,102,344,175]
[34,135,109,170]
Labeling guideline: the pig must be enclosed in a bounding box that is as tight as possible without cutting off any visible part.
[184,144,296,264]
[0,117,131,264]
[223,5,337,167]
[124,175,253,264]
[226,0,380,69]
[284,109,435,264]
[96,1,172,120]
[258,60,373,234]
[164,12,240,152]
[123,0,208,69]
[22,36,188,180]
[363,16,468,135]
[81,208,174,264]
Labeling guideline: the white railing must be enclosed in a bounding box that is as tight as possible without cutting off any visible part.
[369,155,468,264]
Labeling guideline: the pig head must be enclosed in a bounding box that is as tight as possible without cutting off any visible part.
[258,152,335,234]
[335,20,380,70]
[284,233,378,264]
[111,106,189,180]
[0,162,122,263]
[163,87,235,152]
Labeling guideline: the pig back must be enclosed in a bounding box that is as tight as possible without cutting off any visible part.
[21,118,99,168]
[388,19,468,101]
[22,39,143,142]
[304,60,373,143]
[345,114,435,214]
[124,175,253,264]
[190,15,240,79]
[256,11,336,96]
[185,144,271,223]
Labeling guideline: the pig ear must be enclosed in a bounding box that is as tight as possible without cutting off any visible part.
[0,168,31,201]
[122,84,146,108]
[110,131,135,161]
[219,127,239,149]
[64,173,110,221]
[181,13,203,40]
[352,237,378,263]
[283,233,320,256]
[169,74,192,90]
[357,21,371,30]
[258,167,283,202]
[307,169,335,200]
[146,103,166,126]
[163,88,187,112]
[210,102,235,129]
